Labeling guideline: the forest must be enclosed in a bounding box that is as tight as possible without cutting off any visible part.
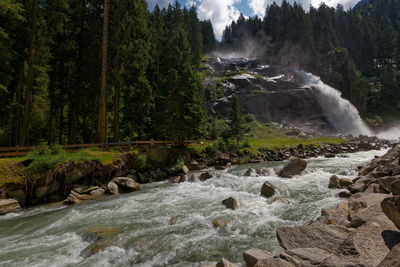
[220,0,400,121]
[1,0,400,147]
[0,0,216,147]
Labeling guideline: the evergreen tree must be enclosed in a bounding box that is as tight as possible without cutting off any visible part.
[229,95,246,147]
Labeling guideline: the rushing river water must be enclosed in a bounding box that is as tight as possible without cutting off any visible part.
[0,149,388,267]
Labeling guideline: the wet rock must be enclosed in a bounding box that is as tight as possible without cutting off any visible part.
[9,189,25,205]
[284,247,330,266]
[390,179,400,195]
[169,216,182,225]
[90,188,105,197]
[64,190,94,204]
[80,241,111,257]
[321,202,350,227]
[35,183,60,199]
[276,225,353,253]
[212,219,228,228]
[320,222,390,267]
[189,174,200,183]
[381,196,400,230]
[222,197,237,210]
[200,172,213,181]
[216,258,238,267]
[278,158,307,178]
[187,160,201,171]
[80,228,117,257]
[182,165,189,175]
[244,168,257,177]
[243,248,273,267]
[254,258,294,267]
[338,190,351,198]
[0,199,20,215]
[256,168,271,176]
[107,181,119,195]
[261,181,275,198]
[172,176,181,183]
[328,175,340,189]
[111,177,140,192]
[339,178,353,188]
[215,165,227,170]
[378,242,400,267]
[324,153,335,158]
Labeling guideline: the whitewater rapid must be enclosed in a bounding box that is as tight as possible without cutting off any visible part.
[0,149,388,267]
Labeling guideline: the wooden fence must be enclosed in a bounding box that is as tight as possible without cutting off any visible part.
[0,140,208,158]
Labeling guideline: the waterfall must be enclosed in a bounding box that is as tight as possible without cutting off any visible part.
[297,70,373,136]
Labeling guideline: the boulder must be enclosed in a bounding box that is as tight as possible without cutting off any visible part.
[187,160,201,171]
[328,175,340,189]
[64,190,94,204]
[320,222,390,267]
[200,172,213,181]
[256,168,271,176]
[261,181,275,198]
[9,189,25,205]
[390,179,400,195]
[254,258,294,267]
[244,168,257,177]
[324,153,335,158]
[378,242,400,267]
[278,158,307,178]
[338,190,351,198]
[222,197,237,210]
[276,225,353,253]
[320,203,350,227]
[243,248,273,267]
[182,165,190,175]
[216,258,238,267]
[284,247,330,266]
[0,199,20,215]
[381,196,400,231]
[111,177,140,192]
[213,219,228,228]
[90,188,105,197]
[339,178,353,188]
[107,181,119,195]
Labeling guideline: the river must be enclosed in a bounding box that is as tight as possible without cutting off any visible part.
[0,149,388,267]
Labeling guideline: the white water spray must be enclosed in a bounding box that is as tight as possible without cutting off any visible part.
[297,70,373,136]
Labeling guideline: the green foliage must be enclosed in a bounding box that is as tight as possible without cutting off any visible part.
[135,154,147,170]
[229,95,247,147]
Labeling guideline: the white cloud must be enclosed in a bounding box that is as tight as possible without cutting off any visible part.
[197,0,241,40]
[248,0,360,17]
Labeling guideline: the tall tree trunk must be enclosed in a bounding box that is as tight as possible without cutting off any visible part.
[19,0,39,146]
[113,0,122,142]
[98,0,109,145]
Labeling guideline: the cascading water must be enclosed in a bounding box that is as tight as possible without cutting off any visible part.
[296,70,373,136]
[0,150,387,266]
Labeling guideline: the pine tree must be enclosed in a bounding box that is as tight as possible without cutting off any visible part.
[229,95,246,147]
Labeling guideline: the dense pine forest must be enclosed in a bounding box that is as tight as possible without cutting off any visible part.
[220,0,400,122]
[0,0,216,147]
[1,0,400,147]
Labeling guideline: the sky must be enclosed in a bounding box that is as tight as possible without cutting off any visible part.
[145,0,361,40]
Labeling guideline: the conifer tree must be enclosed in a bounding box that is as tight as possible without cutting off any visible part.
[229,95,246,147]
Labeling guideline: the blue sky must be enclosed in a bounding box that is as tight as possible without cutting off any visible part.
[145,0,360,39]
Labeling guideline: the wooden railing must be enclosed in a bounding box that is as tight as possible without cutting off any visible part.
[0,140,208,158]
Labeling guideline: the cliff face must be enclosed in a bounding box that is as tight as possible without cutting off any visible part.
[203,57,334,134]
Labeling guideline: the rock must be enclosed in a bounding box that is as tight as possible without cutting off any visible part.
[222,197,237,210]
[111,177,140,192]
[80,241,111,257]
[278,158,307,178]
[216,258,238,267]
[90,188,105,197]
[200,172,213,181]
[80,226,118,258]
[169,216,181,225]
[0,199,20,215]
[320,203,351,227]
[328,175,340,189]
[244,168,257,177]
[261,181,275,198]
[187,160,201,171]
[390,179,400,195]
[189,174,200,183]
[215,165,227,170]
[172,176,181,183]
[324,153,335,158]
[320,222,390,267]
[107,181,119,195]
[338,190,351,198]
[64,190,94,204]
[284,247,330,266]
[256,168,270,176]
[276,224,353,253]
[9,189,25,204]
[35,183,60,199]
[381,196,400,230]
[254,258,294,267]
[243,248,273,267]
[378,242,400,267]
[339,178,353,188]
[182,165,189,174]
[212,219,228,228]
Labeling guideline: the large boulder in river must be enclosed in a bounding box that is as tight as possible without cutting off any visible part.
[278,158,307,178]
[222,197,237,210]
[276,225,353,253]
[187,160,201,171]
[0,199,20,215]
[216,258,238,267]
[243,248,273,267]
[328,175,340,189]
[381,196,400,230]
[261,181,275,198]
[107,181,119,195]
[111,177,140,192]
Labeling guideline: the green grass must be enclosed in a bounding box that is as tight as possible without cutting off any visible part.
[247,123,345,150]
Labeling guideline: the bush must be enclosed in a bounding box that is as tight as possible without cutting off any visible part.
[135,154,147,169]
